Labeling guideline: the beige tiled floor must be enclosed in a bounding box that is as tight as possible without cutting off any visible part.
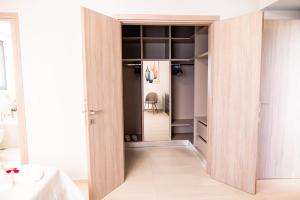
[144,111,170,141]
[78,147,300,200]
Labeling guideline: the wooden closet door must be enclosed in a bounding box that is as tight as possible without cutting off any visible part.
[208,11,263,194]
[82,8,124,200]
[258,20,300,179]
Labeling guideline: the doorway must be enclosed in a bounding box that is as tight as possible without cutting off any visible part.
[82,9,263,198]
[0,13,28,166]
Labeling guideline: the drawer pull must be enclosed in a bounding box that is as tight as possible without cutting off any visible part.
[198,135,207,143]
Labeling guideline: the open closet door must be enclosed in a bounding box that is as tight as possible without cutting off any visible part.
[208,11,263,194]
[82,8,124,200]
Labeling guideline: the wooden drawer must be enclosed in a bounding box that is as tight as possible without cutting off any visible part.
[194,135,207,157]
[196,121,207,141]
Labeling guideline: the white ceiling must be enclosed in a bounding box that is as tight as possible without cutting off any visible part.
[265,0,300,10]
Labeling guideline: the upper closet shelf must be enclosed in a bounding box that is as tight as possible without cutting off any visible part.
[143,37,169,42]
[122,37,141,41]
[171,119,193,127]
[171,58,194,65]
[171,58,194,62]
[196,52,208,59]
[122,59,142,62]
[171,35,194,42]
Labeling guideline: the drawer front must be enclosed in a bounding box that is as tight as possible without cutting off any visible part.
[196,121,207,141]
[195,135,207,157]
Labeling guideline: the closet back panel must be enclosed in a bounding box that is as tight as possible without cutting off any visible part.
[171,65,194,119]
[122,25,140,37]
[257,20,300,179]
[171,26,194,38]
[122,40,141,59]
[123,66,142,136]
[172,42,194,59]
[143,41,169,59]
[143,26,169,37]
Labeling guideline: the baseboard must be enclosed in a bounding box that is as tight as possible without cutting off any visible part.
[125,140,207,170]
[125,140,190,148]
[188,141,207,170]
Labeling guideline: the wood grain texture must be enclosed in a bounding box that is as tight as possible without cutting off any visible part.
[194,27,208,118]
[0,13,28,164]
[206,24,214,175]
[81,7,124,200]
[114,14,219,25]
[194,27,209,148]
[208,12,263,194]
[257,20,300,179]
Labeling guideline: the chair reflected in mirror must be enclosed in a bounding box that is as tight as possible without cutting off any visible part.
[144,92,158,114]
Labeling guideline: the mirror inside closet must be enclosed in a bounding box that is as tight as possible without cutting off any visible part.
[122,24,209,158]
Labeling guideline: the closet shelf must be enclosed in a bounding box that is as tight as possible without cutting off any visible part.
[143,37,169,42]
[171,35,195,42]
[143,59,170,61]
[196,52,208,59]
[171,119,193,127]
[171,58,194,62]
[171,58,194,65]
[122,59,142,62]
[122,37,141,41]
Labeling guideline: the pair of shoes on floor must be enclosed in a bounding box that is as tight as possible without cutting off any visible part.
[124,134,138,142]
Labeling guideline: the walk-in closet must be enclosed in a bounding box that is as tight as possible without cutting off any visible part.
[83,7,297,198]
[122,25,209,158]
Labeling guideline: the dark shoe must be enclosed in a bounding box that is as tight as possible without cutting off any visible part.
[131,134,138,142]
[125,134,131,142]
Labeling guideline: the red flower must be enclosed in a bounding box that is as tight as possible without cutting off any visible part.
[5,168,19,174]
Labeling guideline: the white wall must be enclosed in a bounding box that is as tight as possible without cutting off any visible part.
[0,0,87,180]
[0,0,261,180]
[84,0,259,19]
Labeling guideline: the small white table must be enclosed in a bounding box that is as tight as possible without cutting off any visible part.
[0,166,84,200]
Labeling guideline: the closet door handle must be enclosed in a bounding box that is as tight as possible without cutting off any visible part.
[89,109,102,115]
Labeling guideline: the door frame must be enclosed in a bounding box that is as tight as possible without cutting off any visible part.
[0,13,28,164]
[114,14,219,25]
[115,14,217,169]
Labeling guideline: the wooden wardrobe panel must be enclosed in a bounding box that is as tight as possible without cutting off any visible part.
[209,12,263,194]
[172,65,194,120]
[123,67,142,135]
[82,8,124,200]
[257,20,300,179]
[194,30,208,117]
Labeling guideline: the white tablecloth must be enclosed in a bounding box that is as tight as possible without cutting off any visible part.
[0,165,85,200]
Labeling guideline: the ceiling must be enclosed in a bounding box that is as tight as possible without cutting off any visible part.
[265,0,300,10]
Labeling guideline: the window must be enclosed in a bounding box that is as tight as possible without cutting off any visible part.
[0,40,6,90]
